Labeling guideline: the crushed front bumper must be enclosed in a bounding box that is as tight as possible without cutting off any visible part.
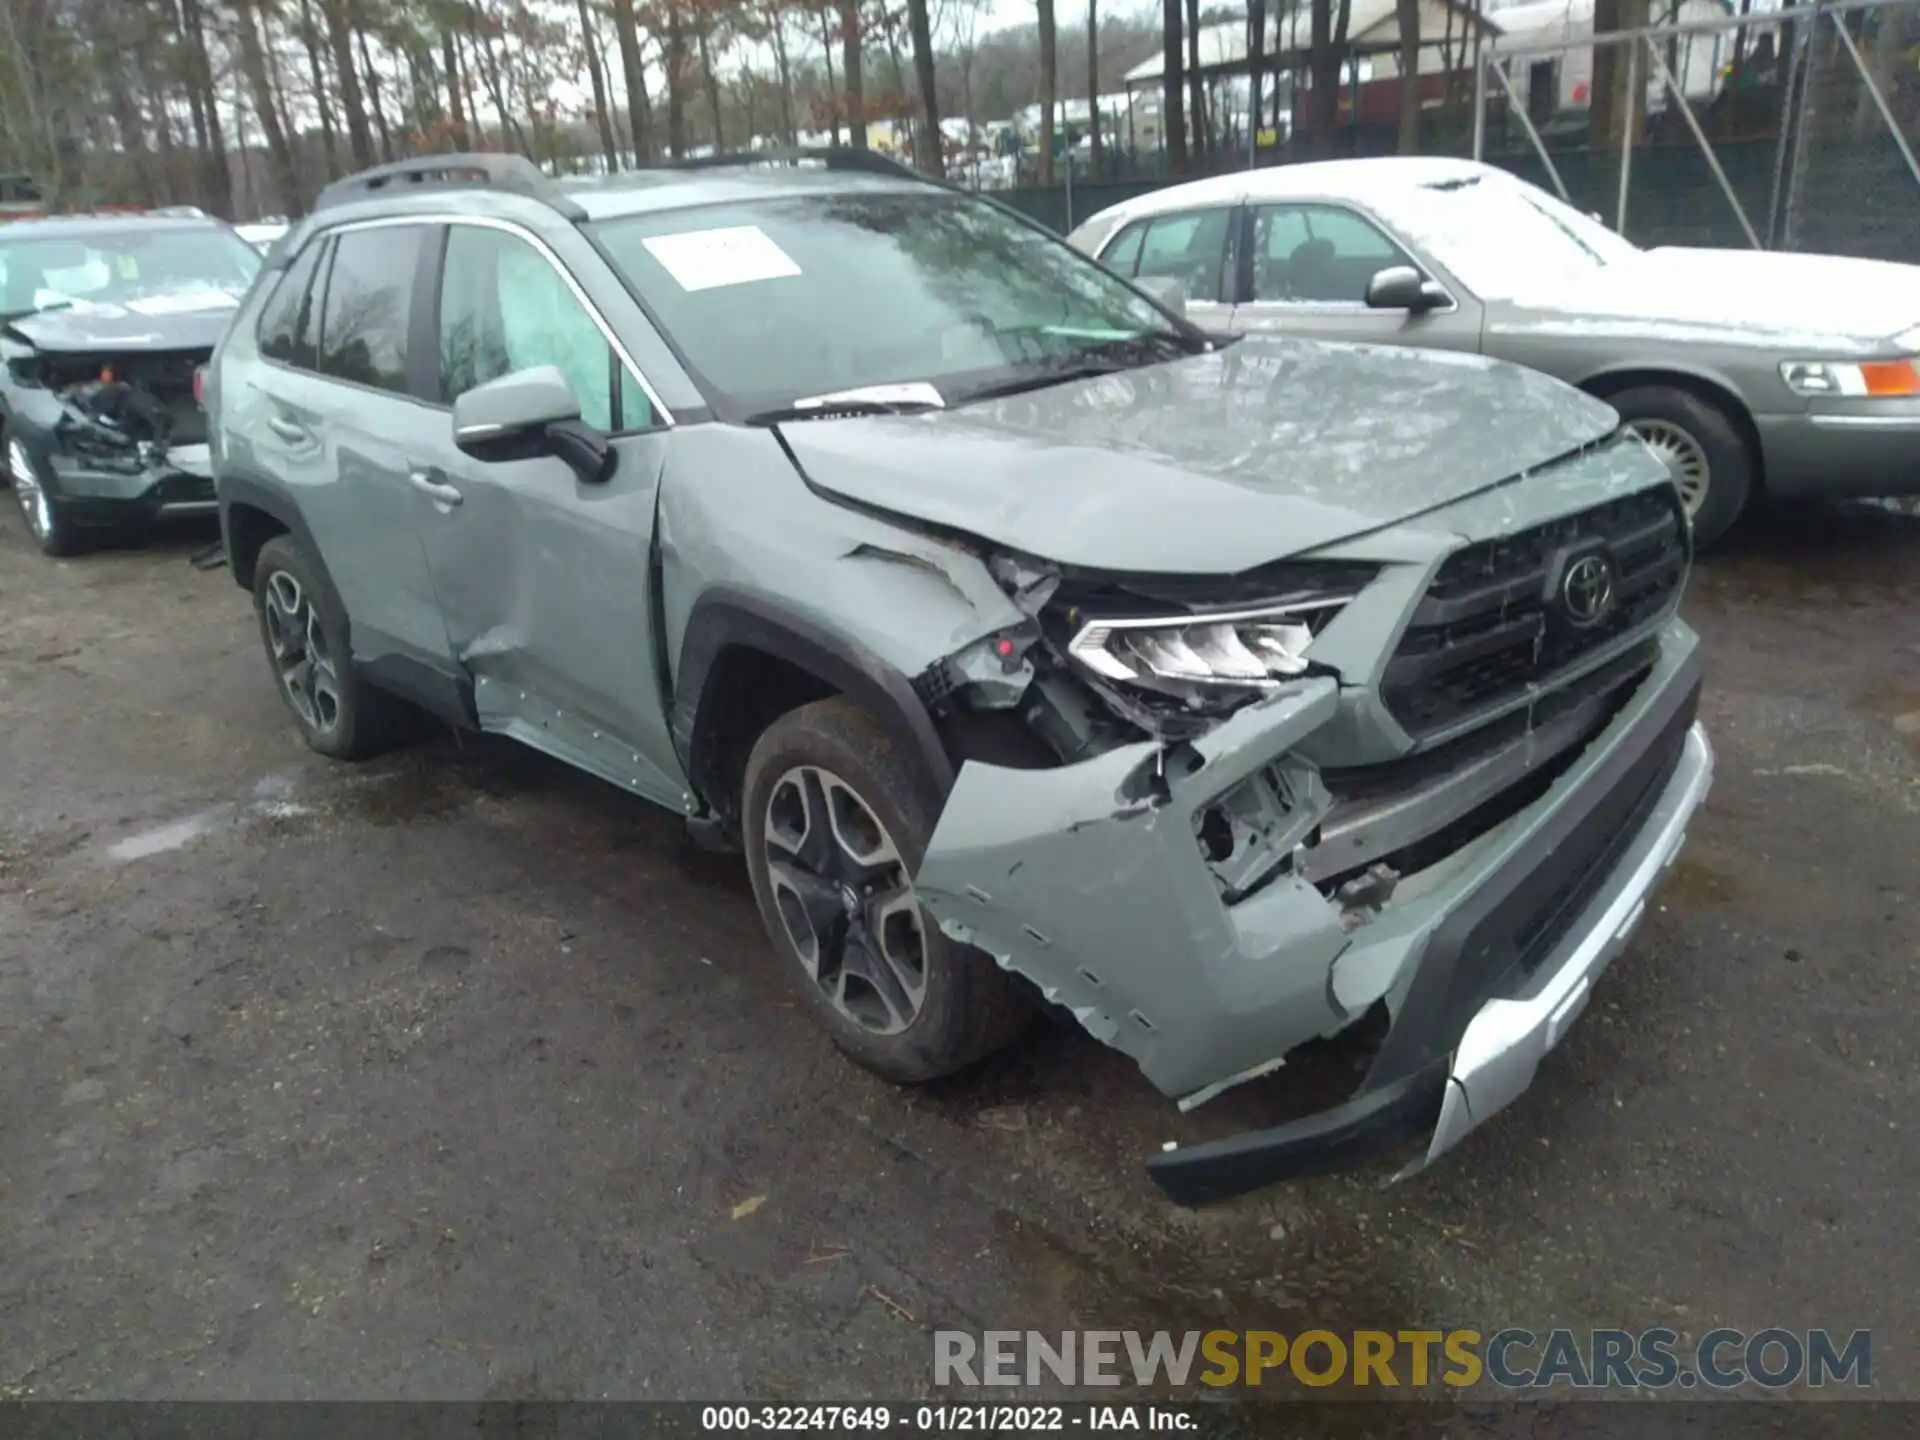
[917,621,1710,1205]
[11,410,215,527]
[40,440,216,524]
[1150,708,1710,1204]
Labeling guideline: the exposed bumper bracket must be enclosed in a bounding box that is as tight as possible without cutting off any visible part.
[1146,717,1713,1206]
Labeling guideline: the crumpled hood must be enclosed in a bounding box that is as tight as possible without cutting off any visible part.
[1496,248,1920,350]
[4,289,240,353]
[778,338,1619,573]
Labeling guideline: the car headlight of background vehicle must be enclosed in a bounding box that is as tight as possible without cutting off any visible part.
[1779,358,1920,398]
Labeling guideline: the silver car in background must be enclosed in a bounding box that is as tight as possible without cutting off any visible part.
[1069,158,1920,545]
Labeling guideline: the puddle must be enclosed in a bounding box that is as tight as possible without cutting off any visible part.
[104,808,228,862]
[100,773,312,863]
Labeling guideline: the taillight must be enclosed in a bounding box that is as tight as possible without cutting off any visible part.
[192,365,207,406]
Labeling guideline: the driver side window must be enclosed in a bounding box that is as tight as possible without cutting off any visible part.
[438,225,653,432]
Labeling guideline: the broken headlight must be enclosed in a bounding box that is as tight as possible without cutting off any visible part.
[1068,604,1335,691]
[1051,563,1372,725]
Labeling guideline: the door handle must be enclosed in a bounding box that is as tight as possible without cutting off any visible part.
[267,415,309,443]
[409,469,462,507]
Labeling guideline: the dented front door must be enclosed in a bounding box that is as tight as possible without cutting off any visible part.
[412,219,689,811]
[414,430,690,811]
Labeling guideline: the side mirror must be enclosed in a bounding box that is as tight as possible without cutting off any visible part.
[451,364,613,484]
[1365,265,1450,314]
[1135,274,1188,315]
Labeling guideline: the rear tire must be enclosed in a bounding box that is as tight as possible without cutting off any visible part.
[251,535,404,761]
[1608,385,1753,548]
[742,696,1032,1083]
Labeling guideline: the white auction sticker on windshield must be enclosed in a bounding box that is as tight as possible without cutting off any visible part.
[640,225,801,292]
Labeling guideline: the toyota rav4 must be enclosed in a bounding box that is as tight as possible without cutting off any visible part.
[206,152,1713,1203]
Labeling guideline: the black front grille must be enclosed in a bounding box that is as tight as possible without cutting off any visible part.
[1383,485,1686,739]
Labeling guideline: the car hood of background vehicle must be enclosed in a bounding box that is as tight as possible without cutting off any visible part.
[778,338,1619,574]
[1496,248,1920,350]
[3,290,240,353]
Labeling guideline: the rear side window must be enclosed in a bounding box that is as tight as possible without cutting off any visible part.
[256,240,326,369]
[318,226,426,394]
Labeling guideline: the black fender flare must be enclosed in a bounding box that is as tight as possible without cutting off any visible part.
[672,587,955,810]
[217,475,323,590]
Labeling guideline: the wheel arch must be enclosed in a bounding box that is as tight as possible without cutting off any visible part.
[1577,365,1765,489]
[673,588,956,842]
[218,476,317,590]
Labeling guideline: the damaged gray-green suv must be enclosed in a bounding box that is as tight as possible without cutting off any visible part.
[208,152,1712,1203]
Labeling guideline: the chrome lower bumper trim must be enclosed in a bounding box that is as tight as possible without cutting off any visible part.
[1419,722,1714,1167]
[157,500,219,516]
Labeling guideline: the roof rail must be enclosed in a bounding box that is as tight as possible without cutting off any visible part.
[659,147,931,183]
[311,153,587,221]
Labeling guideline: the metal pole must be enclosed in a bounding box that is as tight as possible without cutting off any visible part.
[1617,38,1638,235]
[1064,148,1074,231]
[1472,48,1487,160]
[1643,34,1763,247]
[1484,59,1573,201]
[1829,7,1920,191]
[1781,8,1820,251]
[1766,16,1807,247]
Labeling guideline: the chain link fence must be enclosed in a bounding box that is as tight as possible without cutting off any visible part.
[996,0,1920,259]
[1473,0,1920,260]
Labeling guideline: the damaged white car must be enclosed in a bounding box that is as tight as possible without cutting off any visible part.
[206,151,1713,1204]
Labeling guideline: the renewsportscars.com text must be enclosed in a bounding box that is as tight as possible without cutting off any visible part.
[934,1327,1872,1391]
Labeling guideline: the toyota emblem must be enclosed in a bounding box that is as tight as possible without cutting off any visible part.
[1560,553,1616,628]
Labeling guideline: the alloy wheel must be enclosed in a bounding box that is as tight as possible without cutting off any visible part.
[262,570,343,736]
[7,439,52,543]
[762,765,929,1036]
[1630,418,1711,518]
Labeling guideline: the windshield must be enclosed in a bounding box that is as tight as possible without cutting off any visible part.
[590,190,1192,414]
[1382,173,1641,299]
[0,226,261,320]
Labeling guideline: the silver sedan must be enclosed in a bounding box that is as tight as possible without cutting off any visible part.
[1068,157,1920,545]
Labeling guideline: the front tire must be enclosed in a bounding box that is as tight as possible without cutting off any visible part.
[742,697,1032,1083]
[1609,385,1754,548]
[251,535,402,761]
[5,430,80,557]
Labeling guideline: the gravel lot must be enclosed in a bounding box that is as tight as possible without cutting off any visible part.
[0,498,1915,1405]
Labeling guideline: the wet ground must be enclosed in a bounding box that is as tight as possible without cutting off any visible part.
[0,500,1915,1406]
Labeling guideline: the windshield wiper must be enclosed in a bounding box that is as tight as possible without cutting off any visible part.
[744,381,946,426]
[950,359,1131,405]
[951,330,1200,406]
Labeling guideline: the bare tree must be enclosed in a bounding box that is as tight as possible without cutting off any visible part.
[841,0,866,146]
[907,0,942,171]
[1163,0,1187,171]
[1036,0,1056,181]
[1248,0,1265,157]
[1086,0,1101,174]
[1184,0,1203,154]
[235,0,303,209]
[574,0,620,165]
[1395,0,1420,152]
[611,0,653,158]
